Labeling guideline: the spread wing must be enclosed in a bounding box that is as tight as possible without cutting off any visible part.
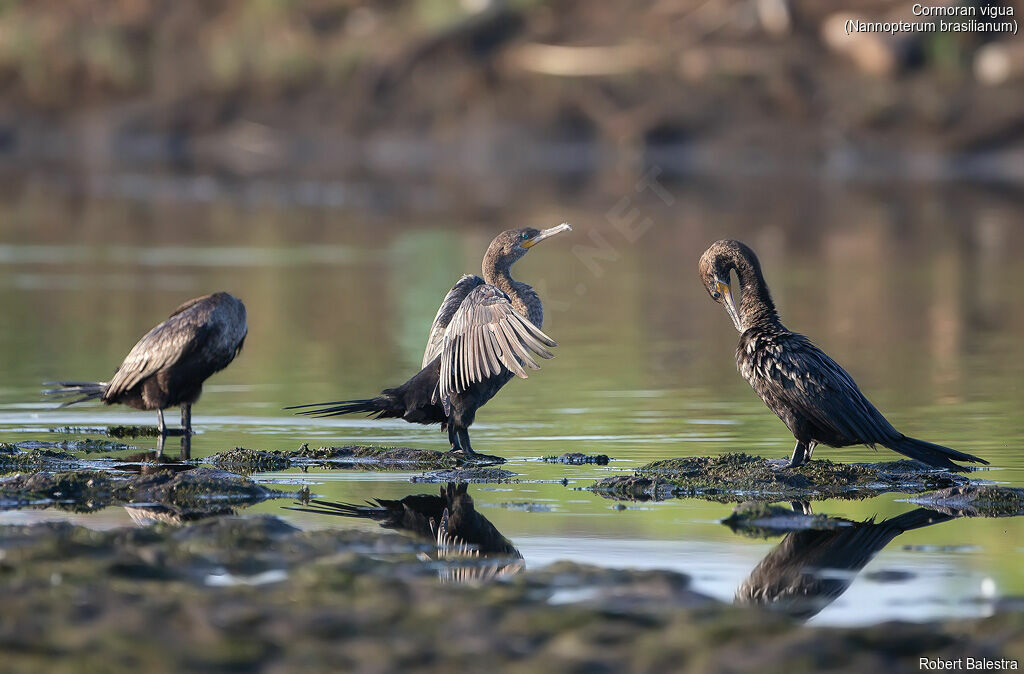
[103,312,211,399]
[435,284,557,412]
[744,332,899,445]
[422,275,486,368]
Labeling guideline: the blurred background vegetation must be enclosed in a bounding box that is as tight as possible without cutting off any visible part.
[0,0,1022,184]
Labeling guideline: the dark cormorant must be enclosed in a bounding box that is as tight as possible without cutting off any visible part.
[43,292,247,436]
[289,224,572,457]
[735,504,953,621]
[698,239,988,471]
[289,483,523,582]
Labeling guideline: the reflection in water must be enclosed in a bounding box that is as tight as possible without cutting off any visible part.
[124,502,235,527]
[735,504,955,621]
[292,483,524,583]
[155,433,192,461]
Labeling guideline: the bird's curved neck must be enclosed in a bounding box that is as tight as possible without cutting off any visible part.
[484,262,543,328]
[731,255,779,331]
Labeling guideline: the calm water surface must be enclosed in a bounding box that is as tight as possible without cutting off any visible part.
[1,175,1022,627]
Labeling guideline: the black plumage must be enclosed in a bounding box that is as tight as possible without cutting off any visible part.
[698,239,987,471]
[288,483,523,582]
[44,292,247,436]
[289,224,571,457]
[736,505,953,621]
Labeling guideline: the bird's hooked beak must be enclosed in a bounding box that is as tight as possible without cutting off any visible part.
[522,223,572,249]
[716,277,743,332]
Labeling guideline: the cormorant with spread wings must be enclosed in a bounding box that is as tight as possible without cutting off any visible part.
[289,225,571,458]
[44,292,247,436]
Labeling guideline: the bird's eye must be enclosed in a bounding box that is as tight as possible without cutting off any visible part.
[521,232,530,240]
[711,291,721,299]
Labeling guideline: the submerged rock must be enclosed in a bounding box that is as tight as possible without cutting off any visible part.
[909,485,1024,518]
[591,453,965,502]
[207,445,500,473]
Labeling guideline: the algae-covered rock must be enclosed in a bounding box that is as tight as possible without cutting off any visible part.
[591,453,965,502]
[206,445,496,473]
[49,425,162,438]
[910,485,1024,518]
[0,467,298,514]
[590,475,678,501]
[0,446,81,472]
[105,425,163,438]
[208,448,294,472]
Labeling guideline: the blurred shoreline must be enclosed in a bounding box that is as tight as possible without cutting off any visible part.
[1,1,1023,184]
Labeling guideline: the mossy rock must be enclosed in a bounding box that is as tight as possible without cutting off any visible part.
[0,446,81,472]
[49,425,162,438]
[206,445,500,473]
[591,453,966,503]
[0,467,299,514]
[910,485,1024,518]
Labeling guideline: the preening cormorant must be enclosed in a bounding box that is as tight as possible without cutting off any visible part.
[735,504,954,621]
[698,239,987,471]
[289,224,572,457]
[44,292,247,436]
[289,483,523,582]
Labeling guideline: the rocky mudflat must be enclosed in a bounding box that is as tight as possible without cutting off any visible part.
[0,515,1021,673]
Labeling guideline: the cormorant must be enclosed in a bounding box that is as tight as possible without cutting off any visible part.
[289,483,523,582]
[43,292,247,436]
[698,239,987,471]
[735,503,953,621]
[289,225,572,457]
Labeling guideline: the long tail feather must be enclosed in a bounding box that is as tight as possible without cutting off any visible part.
[285,397,392,418]
[41,381,106,407]
[885,435,988,472]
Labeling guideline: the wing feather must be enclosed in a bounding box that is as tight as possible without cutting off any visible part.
[422,275,486,368]
[104,316,207,399]
[748,332,899,445]
[434,284,558,413]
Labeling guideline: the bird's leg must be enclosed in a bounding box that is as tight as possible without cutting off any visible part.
[447,422,459,452]
[155,432,166,458]
[788,441,808,468]
[180,403,192,436]
[457,428,478,457]
[805,441,817,461]
[156,408,167,436]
